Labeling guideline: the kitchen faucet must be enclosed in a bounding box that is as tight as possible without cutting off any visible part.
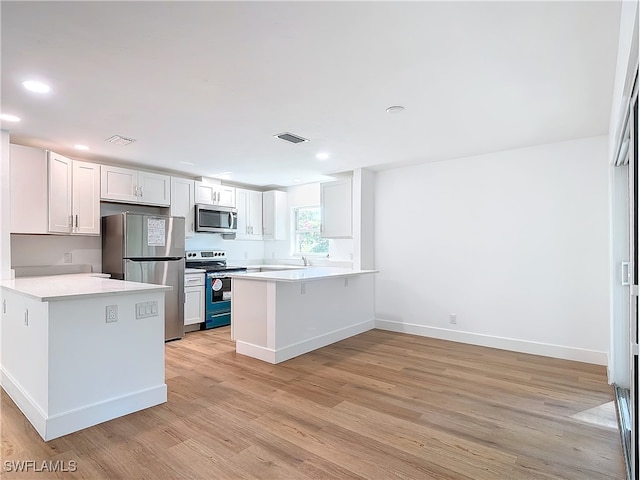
[302,256,309,266]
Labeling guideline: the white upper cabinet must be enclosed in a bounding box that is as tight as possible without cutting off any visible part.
[72,161,101,235]
[262,190,288,241]
[10,144,49,234]
[195,181,236,208]
[321,178,352,238]
[101,165,170,206]
[49,152,100,235]
[137,171,171,206]
[48,152,73,233]
[170,177,195,237]
[236,188,263,240]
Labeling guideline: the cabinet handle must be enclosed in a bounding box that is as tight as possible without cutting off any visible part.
[139,185,144,198]
[24,308,29,326]
[2,299,6,314]
[75,215,79,228]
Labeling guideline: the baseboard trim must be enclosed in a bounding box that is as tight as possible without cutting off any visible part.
[375,319,608,365]
[1,368,167,441]
[237,319,375,364]
[1,369,48,439]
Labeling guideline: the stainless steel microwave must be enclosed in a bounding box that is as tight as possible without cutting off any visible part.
[195,204,237,234]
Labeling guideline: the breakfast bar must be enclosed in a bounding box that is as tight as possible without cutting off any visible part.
[229,267,377,363]
[0,274,171,441]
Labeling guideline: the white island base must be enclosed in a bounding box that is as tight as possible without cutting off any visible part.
[231,268,376,364]
[1,276,170,441]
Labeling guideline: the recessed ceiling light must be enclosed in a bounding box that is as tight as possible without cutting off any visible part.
[386,105,405,114]
[0,113,21,122]
[179,161,195,166]
[316,152,330,160]
[73,144,90,151]
[22,80,51,94]
[292,178,303,183]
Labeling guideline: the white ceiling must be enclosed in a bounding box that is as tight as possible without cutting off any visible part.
[1,1,622,187]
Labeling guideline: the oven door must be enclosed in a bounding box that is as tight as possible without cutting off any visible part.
[204,274,232,328]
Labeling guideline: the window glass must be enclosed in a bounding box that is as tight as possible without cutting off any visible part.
[293,206,329,255]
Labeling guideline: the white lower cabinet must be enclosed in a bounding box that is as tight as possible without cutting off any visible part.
[184,273,205,326]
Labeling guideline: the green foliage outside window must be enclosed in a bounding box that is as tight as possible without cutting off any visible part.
[294,206,329,255]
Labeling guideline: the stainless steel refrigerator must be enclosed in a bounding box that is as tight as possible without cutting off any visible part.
[102,213,185,341]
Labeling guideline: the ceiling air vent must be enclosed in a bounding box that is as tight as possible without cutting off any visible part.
[274,132,309,144]
[105,135,136,146]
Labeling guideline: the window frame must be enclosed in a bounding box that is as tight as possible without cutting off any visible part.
[292,205,329,257]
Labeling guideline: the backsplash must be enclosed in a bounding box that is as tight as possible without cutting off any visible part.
[11,234,102,272]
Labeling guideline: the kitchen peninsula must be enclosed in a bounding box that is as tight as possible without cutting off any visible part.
[230,267,377,363]
[0,274,171,441]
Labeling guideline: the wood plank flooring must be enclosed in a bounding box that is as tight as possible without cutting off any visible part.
[1,328,625,479]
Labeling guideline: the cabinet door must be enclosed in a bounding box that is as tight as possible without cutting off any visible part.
[137,171,170,206]
[195,181,215,205]
[171,177,195,237]
[72,161,100,235]
[48,151,72,233]
[235,188,251,239]
[101,165,138,202]
[248,190,263,239]
[321,178,352,238]
[184,285,205,325]
[216,185,236,208]
[262,190,287,240]
[10,144,48,234]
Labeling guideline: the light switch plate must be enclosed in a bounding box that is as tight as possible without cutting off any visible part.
[136,301,159,319]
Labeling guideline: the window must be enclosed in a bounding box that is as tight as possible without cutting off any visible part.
[293,206,329,256]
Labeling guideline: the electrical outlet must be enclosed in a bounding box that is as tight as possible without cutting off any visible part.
[63,253,72,263]
[449,313,457,325]
[106,305,118,323]
[301,283,306,295]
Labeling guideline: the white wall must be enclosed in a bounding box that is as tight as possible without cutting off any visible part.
[0,130,11,279]
[186,233,265,264]
[608,0,638,161]
[374,136,610,364]
[11,234,102,273]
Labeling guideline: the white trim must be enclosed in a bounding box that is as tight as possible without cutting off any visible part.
[236,319,374,364]
[1,369,48,439]
[375,319,608,366]
[1,368,167,441]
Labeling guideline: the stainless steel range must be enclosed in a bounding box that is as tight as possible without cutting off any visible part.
[185,250,246,329]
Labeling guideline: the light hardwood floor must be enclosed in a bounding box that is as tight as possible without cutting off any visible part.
[1,328,625,479]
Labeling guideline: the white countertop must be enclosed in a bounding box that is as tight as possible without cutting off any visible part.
[0,274,172,302]
[228,267,378,283]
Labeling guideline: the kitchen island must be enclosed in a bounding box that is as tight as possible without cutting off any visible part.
[229,267,377,364]
[0,274,171,441]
